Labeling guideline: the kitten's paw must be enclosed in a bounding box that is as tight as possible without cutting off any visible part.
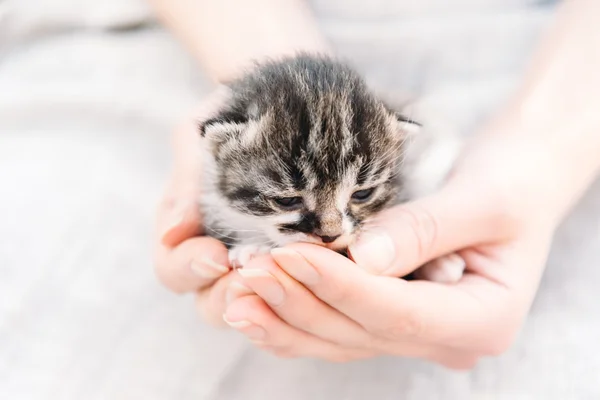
[229,244,272,269]
[414,253,466,284]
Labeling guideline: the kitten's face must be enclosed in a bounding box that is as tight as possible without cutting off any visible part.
[200,56,416,250]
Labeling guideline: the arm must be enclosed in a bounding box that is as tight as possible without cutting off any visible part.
[151,0,329,326]
[146,0,330,82]
[487,0,600,224]
[346,0,600,277]
[222,0,600,366]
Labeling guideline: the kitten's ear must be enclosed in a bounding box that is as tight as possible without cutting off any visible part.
[198,107,249,141]
[376,92,422,136]
[382,101,422,137]
[391,111,422,136]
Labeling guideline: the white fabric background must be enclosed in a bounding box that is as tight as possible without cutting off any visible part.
[2,0,599,399]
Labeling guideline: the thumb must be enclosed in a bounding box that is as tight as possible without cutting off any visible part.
[348,186,496,277]
[156,177,203,248]
[157,88,233,247]
[156,116,204,248]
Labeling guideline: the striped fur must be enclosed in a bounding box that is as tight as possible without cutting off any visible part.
[197,54,459,267]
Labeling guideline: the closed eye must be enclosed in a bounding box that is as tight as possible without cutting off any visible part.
[351,188,375,203]
[273,196,304,210]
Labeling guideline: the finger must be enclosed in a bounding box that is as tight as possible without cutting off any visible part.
[195,270,246,327]
[412,253,467,284]
[262,249,487,362]
[154,89,236,293]
[225,288,478,366]
[170,85,232,174]
[224,295,375,362]
[155,117,203,248]
[154,236,230,293]
[157,195,203,248]
[348,186,500,277]
[437,355,480,371]
[280,243,514,352]
[236,253,372,348]
[156,86,233,247]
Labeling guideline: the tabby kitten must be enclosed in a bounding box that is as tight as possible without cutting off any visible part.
[198,54,465,282]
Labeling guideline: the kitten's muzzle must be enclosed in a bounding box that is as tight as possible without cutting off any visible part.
[318,234,340,244]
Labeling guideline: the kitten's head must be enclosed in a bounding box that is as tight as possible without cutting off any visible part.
[200,54,418,250]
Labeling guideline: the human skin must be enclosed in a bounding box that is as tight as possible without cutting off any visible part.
[150,0,330,326]
[151,0,600,367]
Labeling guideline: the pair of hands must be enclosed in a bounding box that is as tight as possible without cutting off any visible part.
[154,93,558,369]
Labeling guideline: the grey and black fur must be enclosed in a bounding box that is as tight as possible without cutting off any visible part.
[198,53,464,279]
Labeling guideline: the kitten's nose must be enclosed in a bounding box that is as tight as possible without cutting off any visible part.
[318,234,340,244]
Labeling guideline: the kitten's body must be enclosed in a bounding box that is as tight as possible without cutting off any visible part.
[198,54,464,282]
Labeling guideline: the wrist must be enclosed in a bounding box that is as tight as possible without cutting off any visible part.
[150,0,331,84]
[195,1,331,83]
[477,109,600,228]
[208,44,332,84]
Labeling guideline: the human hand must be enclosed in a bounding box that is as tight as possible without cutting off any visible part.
[222,127,563,368]
[154,89,248,327]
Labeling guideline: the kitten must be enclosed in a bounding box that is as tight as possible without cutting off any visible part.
[198,54,465,283]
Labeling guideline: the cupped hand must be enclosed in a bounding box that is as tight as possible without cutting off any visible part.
[154,88,246,326]
[222,128,562,368]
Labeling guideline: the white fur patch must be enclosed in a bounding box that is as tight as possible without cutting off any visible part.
[414,253,466,284]
[400,103,464,199]
[229,244,272,269]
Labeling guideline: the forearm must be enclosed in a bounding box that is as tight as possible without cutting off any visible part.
[147,0,330,83]
[493,0,600,221]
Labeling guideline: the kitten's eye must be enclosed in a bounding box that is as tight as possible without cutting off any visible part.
[351,188,375,203]
[273,196,304,210]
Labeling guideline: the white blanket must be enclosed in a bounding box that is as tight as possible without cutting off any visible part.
[2,1,599,399]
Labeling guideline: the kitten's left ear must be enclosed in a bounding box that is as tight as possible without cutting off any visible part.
[382,101,422,137]
[377,93,422,136]
[391,111,422,136]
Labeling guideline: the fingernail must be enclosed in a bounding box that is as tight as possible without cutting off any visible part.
[222,315,267,340]
[191,257,229,278]
[237,269,285,306]
[226,282,254,305]
[349,230,396,273]
[222,314,251,328]
[270,248,320,285]
[165,201,189,232]
[201,256,230,273]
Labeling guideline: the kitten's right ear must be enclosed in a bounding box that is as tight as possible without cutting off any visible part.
[196,85,249,142]
[198,107,254,152]
[198,108,249,139]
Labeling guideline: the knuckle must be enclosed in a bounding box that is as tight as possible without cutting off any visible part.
[254,338,295,358]
[397,204,440,260]
[323,279,352,305]
[479,185,527,237]
[325,350,371,363]
[371,310,424,340]
[156,195,179,223]
[482,334,514,357]
[153,259,185,294]
[287,300,324,334]
[442,356,479,371]
[270,346,295,359]
[362,333,389,353]
[472,320,518,357]
[242,294,268,312]
[158,195,176,212]
[195,294,226,327]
